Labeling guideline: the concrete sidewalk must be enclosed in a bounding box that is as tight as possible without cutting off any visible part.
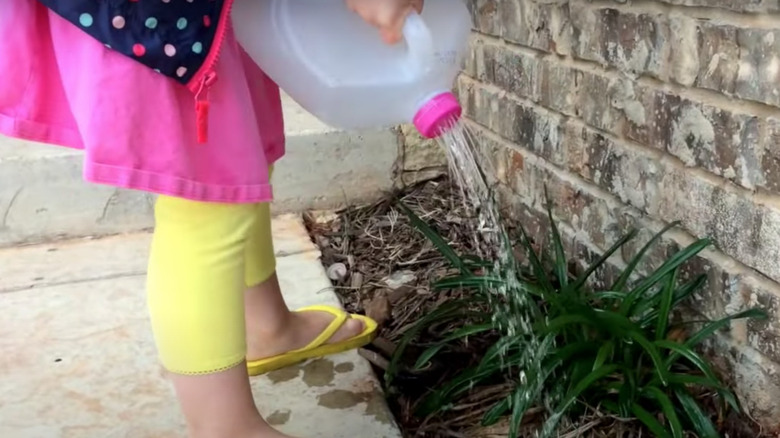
[0,215,401,438]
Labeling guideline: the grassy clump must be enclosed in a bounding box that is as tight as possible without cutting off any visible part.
[388,200,766,438]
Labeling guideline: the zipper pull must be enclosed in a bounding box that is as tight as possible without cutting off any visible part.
[195,71,218,144]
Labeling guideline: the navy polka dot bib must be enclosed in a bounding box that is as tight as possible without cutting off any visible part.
[38,0,231,143]
[39,0,228,88]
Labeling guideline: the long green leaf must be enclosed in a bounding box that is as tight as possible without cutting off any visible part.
[413,345,445,371]
[682,308,768,352]
[593,341,614,371]
[462,254,494,268]
[590,291,628,302]
[665,373,725,389]
[509,385,527,438]
[661,308,767,370]
[482,396,510,427]
[479,336,523,372]
[545,195,568,289]
[518,225,555,294]
[624,330,669,385]
[621,238,711,315]
[642,386,684,438]
[433,275,505,290]
[568,230,638,294]
[567,359,595,396]
[675,387,720,438]
[638,275,706,328]
[612,221,680,291]
[388,300,473,381]
[541,313,594,333]
[600,399,623,416]
[512,279,549,300]
[542,365,621,436]
[397,201,465,272]
[414,324,495,370]
[442,323,495,343]
[656,340,719,381]
[550,341,601,365]
[619,370,637,417]
[631,402,672,438]
[665,373,740,411]
[417,365,497,416]
[656,269,678,340]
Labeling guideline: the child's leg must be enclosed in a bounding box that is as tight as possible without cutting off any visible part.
[243,202,364,361]
[146,196,292,438]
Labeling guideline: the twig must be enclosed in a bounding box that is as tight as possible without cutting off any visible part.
[358,348,389,371]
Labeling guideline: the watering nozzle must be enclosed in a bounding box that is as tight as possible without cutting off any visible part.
[413,92,463,139]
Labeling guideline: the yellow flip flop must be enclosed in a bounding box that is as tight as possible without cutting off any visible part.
[247,305,378,376]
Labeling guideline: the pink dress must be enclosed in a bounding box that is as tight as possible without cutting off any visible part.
[0,0,284,204]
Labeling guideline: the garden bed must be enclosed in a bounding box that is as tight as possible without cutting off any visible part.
[305,177,764,438]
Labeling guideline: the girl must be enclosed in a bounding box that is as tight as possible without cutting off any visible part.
[0,0,423,437]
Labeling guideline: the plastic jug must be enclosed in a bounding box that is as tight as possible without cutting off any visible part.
[232,0,472,138]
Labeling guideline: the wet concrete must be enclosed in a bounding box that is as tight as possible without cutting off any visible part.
[0,216,401,438]
[302,359,335,387]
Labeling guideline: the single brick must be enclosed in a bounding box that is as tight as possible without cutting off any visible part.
[468,0,502,36]
[540,60,579,115]
[461,35,481,79]
[483,43,542,102]
[570,5,668,79]
[694,22,740,94]
[574,70,635,135]
[667,15,700,87]
[734,28,780,107]
[498,0,572,55]
[762,117,780,192]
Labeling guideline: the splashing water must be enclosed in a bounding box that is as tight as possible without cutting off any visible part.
[437,120,555,436]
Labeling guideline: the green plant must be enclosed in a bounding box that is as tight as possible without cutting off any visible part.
[390,201,767,438]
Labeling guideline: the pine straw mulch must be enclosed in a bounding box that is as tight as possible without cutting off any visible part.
[304,177,765,438]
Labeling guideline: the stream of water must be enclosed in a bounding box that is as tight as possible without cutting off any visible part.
[438,120,555,435]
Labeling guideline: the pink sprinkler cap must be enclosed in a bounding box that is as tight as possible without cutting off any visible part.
[413,92,463,139]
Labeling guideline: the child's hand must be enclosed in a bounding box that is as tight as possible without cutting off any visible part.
[346,0,424,45]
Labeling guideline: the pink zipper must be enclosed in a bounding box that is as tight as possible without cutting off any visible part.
[188,0,235,144]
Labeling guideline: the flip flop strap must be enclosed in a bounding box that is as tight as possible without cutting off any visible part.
[293,305,349,352]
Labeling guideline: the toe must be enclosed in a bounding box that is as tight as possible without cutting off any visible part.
[329,317,365,344]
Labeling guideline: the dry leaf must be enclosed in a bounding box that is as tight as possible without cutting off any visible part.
[366,293,392,326]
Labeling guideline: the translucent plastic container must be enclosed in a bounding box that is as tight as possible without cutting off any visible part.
[232,0,472,138]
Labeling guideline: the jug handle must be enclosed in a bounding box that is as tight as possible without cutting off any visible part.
[402,12,435,77]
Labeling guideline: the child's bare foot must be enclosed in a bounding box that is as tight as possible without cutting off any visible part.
[244,273,365,362]
[247,308,365,361]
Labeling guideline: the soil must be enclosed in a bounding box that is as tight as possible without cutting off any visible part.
[305,177,766,438]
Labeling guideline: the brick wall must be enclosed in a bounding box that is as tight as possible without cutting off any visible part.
[458,0,780,427]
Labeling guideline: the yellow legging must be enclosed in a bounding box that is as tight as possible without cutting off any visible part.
[146,195,276,375]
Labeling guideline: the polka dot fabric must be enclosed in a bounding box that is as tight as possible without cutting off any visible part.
[38,0,225,84]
